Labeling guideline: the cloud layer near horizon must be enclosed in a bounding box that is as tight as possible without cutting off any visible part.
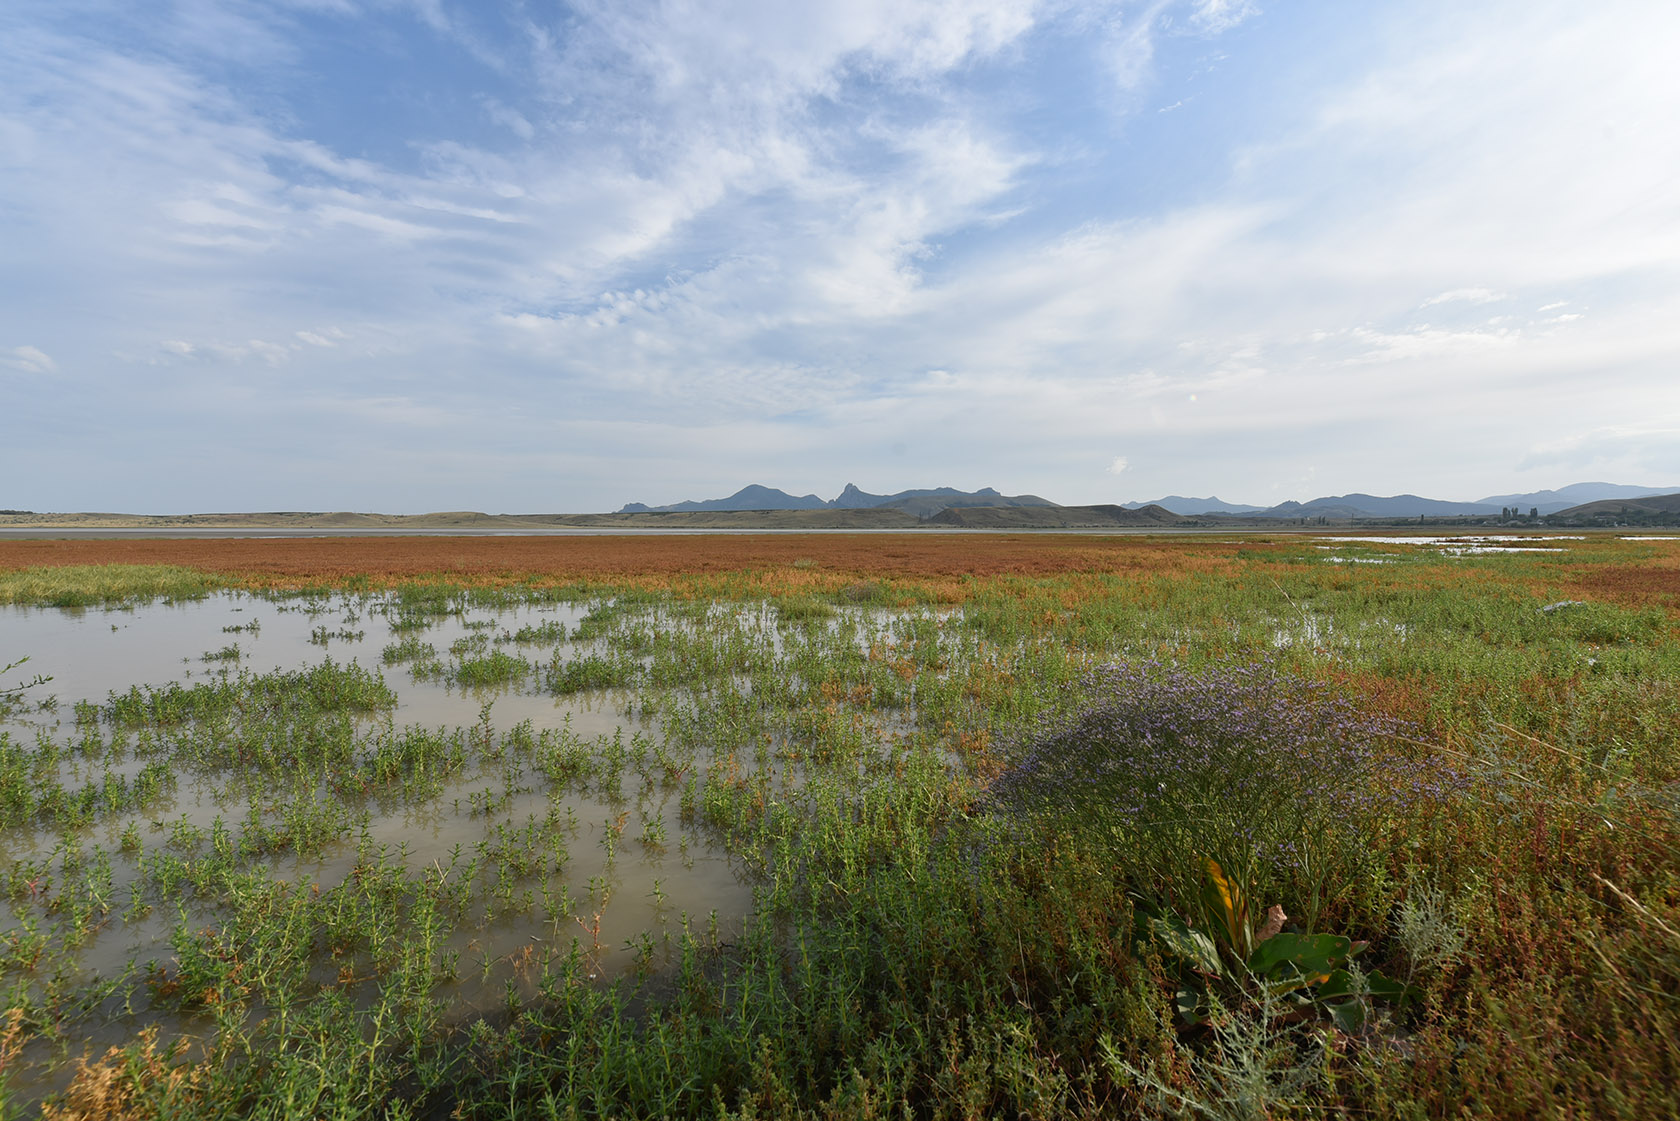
[3,0,1678,512]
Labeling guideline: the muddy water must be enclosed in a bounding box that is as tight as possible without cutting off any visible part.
[1,592,766,1098]
[4,593,592,720]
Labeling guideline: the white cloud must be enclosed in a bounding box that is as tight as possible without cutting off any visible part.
[1266,2,1680,291]
[1107,456,1129,475]
[1420,287,1506,308]
[1098,0,1259,95]
[1338,323,1520,364]
[1518,422,1680,478]
[2,346,56,374]
[1188,0,1258,34]
[153,337,299,366]
[478,96,535,140]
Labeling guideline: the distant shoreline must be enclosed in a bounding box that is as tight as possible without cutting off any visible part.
[2,501,1667,538]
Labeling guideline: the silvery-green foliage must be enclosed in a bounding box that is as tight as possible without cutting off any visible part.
[1100,987,1327,1121]
[1396,871,1468,979]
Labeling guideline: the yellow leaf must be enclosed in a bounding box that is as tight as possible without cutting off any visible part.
[1203,858,1246,950]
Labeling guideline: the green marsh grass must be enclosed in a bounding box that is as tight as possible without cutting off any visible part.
[0,565,225,607]
[1,536,1678,1118]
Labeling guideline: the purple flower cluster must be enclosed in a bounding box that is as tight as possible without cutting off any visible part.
[986,657,1457,883]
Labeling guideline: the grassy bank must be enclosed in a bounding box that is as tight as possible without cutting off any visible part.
[1,534,1677,1118]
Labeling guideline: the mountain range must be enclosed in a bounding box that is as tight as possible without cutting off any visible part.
[9,481,1679,532]
[1125,482,1680,519]
[620,481,1680,522]
[621,483,1057,519]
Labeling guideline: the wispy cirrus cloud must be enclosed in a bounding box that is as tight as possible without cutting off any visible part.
[1,346,56,375]
[1419,288,1507,308]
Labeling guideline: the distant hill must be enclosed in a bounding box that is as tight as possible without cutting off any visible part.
[14,481,1677,534]
[1121,483,1680,520]
[620,483,1055,518]
[1123,495,1269,515]
[619,481,1680,522]
[1476,482,1680,515]
[1255,493,1502,519]
[619,484,827,513]
[1127,492,1506,520]
[929,503,1185,529]
[569,507,924,529]
[1552,493,1680,520]
[828,483,1016,509]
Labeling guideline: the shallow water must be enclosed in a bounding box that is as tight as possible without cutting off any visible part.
[1,591,782,1101]
[1313,534,1581,555]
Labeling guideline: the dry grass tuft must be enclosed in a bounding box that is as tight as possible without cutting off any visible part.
[39,1030,203,1121]
[0,1007,26,1075]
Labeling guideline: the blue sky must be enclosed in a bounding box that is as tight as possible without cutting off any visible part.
[3,0,1677,513]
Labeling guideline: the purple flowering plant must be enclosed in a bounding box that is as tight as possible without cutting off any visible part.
[988,656,1448,931]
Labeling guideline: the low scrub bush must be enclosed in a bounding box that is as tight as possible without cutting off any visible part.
[989,658,1457,930]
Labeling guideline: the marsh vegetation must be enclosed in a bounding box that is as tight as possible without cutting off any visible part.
[1,533,1677,1118]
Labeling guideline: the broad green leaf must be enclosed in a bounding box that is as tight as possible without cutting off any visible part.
[1363,969,1423,1008]
[1149,915,1223,976]
[1247,931,1351,984]
[1315,968,1354,998]
[1175,983,1207,1026]
[1328,997,1368,1034]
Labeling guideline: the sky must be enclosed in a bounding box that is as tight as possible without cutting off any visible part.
[3,0,1678,514]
